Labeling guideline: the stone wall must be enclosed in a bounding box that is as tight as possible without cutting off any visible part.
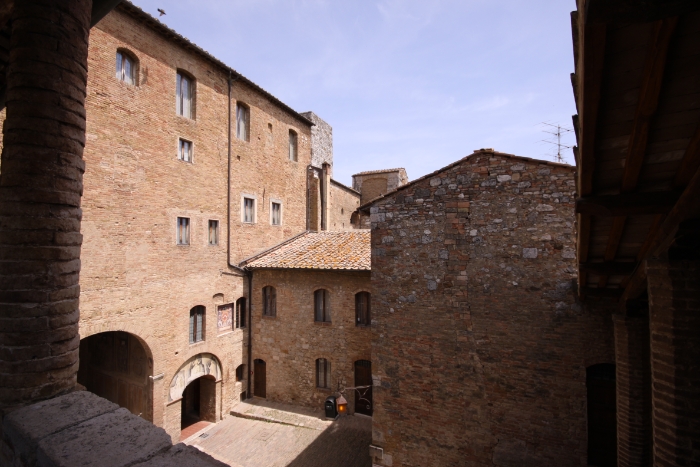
[250,269,371,412]
[368,150,614,467]
[300,111,333,172]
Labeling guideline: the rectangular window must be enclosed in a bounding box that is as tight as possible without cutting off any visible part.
[176,72,193,119]
[178,138,192,163]
[177,217,190,245]
[289,130,298,161]
[189,306,205,343]
[314,289,331,323]
[243,197,255,223]
[236,104,250,141]
[208,220,219,245]
[116,51,135,85]
[263,286,277,317]
[271,202,281,226]
[355,292,371,326]
[316,358,331,389]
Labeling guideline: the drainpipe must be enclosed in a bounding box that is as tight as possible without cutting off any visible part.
[227,70,245,276]
[247,269,253,398]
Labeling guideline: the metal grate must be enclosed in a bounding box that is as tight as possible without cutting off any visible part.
[199,433,209,439]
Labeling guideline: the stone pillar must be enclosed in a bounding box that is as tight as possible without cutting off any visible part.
[646,260,700,467]
[613,312,651,467]
[0,0,92,410]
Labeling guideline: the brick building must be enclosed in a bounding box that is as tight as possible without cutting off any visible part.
[363,150,615,467]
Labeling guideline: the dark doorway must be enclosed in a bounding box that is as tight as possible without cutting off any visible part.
[254,359,266,398]
[587,364,617,467]
[354,360,373,416]
[181,375,217,430]
[77,331,152,421]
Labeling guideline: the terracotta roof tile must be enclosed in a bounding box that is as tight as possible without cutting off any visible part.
[241,231,370,271]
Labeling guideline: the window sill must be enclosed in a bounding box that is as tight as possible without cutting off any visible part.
[176,244,190,247]
[262,315,276,320]
[175,114,196,123]
[188,340,206,347]
[314,321,332,326]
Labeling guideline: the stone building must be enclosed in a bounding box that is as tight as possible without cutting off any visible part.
[363,149,615,467]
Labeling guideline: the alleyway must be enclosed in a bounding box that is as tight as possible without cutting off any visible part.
[185,400,372,467]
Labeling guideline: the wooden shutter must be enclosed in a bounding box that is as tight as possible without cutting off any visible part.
[176,73,182,115]
[195,307,203,342]
[189,310,194,343]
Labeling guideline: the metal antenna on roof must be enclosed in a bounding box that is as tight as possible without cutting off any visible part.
[538,122,574,164]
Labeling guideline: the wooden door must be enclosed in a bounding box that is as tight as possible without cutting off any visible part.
[354,360,372,416]
[254,359,266,398]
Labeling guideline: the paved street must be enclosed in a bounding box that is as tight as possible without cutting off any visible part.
[185,401,372,467]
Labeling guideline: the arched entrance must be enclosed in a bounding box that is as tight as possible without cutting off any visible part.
[354,360,372,416]
[587,363,617,467]
[77,331,153,421]
[253,359,266,398]
[181,375,217,430]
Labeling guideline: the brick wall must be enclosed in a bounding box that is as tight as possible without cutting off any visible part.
[353,169,408,205]
[250,269,371,412]
[368,151,614,467]
[329,180,361,231]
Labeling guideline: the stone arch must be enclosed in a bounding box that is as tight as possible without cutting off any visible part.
[168,353,222,403]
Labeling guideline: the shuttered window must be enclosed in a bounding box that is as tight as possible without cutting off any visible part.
[355,292,371,326]
[116,51,136,85]
[208,220,219,246]
[288,130,297,161]
[177,217,190,245]
[263,286,276,317]
[178,138,192,162]
[236,103,250,141]
[271,202,281,226]
[176,72,194,119]
[235,297,246,328]
[189,306,205,343]
[316,358,331,388]
[314,289,331,323]
[243,197,255,223]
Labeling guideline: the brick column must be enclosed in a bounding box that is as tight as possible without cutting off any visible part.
[0,0,92,410]
[646,260,700,467]
[613,312,651,467]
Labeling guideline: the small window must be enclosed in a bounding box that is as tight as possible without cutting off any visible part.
[314,289,331,323]
[236,103,250,141]
[208,220,219,246]
[178,138,192,163]
[271,202,281,226]
[288,130,298,161]
[235,364,246,382]
[243,197,255,223]
[177,217,190,245]
[263,286,276,317]
[116,50,136,85]
[189,305,205,343]
[176,71,194,119]
[355,292,371,326]
[235,297,246,329]
[316,358,331,389]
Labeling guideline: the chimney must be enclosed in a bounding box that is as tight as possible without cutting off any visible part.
[321,162,331,231]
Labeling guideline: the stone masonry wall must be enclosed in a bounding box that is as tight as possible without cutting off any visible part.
[368,151,614,467]
[250,269,371,412]
[300,111,332,172]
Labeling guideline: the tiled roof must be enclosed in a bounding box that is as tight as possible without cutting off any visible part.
[241,231,371,271]
[353,168,405,176]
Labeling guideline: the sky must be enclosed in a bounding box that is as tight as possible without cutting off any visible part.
[130,0,579,186]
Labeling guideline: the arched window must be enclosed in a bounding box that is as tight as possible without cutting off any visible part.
[235,364,246,382]
[314,289,331,323]
[235,297,246,328]
[316,358,331,389]
[176,71,195,119]
[288,130,298,161]
[236,102,250,141]
[262,286,276,317]
[116,49,137,85]
[355,292,371,326]
[189,306,205,343]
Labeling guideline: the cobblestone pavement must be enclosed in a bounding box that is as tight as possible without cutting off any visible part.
[185,405,372,467]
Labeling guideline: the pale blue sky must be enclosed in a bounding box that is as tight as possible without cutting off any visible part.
[130,0,578,186]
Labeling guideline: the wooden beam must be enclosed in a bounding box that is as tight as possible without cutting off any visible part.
[571,11,580,74]
[673,123,700,188]
[621,18,678,193]
[575,190,681,217]
[586,0,700,24]
[581,261,637,275]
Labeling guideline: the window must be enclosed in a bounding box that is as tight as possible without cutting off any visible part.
[208,220,219,246]
[178,138,192,163]
[316,358,331,389]
[236,103,250,141]
[243,197,255,223]
[271,202,281,226]
[235,364,246,382]
[262,286,276,317]
[189,306,205,343]
[177,217,190,245]
[235,297,246,329]
[288,130,298,161]
[314,289,331,323]
[176,72,194,119]
[116,50,136,85]
[355,292,371,326]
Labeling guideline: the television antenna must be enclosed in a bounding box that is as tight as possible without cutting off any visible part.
[539,122,574,164]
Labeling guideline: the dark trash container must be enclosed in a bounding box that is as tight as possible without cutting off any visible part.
[324,396,338,419]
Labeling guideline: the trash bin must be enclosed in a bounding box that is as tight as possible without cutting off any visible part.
[324,395,338,419]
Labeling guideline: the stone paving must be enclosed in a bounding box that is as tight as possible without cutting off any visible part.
[185,399,372,467]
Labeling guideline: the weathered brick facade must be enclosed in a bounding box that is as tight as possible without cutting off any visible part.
[367,150,614,467]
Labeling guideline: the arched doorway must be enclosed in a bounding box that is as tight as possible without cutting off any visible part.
[77,331,153,421]
[253,359,266,398]
[354,360,372,416]
[181,375,217,430]
[587,363,617,467]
